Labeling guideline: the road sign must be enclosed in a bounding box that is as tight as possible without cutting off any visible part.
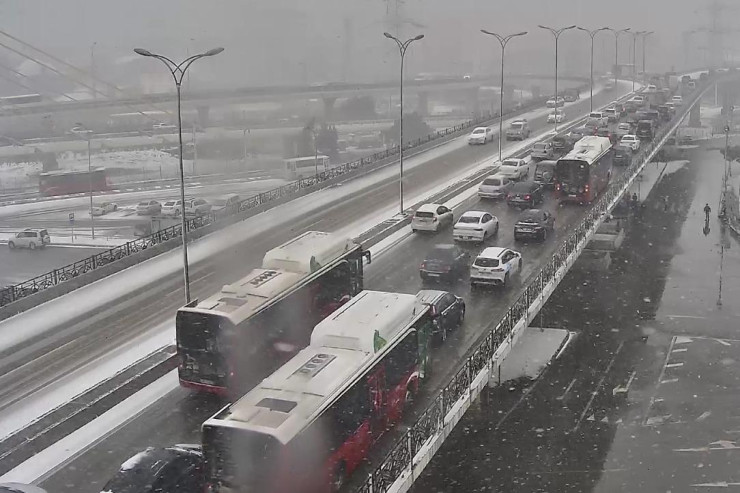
[69,212,75,223]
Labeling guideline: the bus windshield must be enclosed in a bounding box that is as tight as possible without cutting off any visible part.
[556,159,589,186]
[176,311,232,386]
[203,426,281,491]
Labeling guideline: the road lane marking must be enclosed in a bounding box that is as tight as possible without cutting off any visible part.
[557,377,577,401]
[697,411,712,421]
[714,338,732,346]
[672,347,687,353]
[674,336,693,344]
[666,362,684,368]
[613,370,637,396]
[573,341,624,432]
[660,378,679,384]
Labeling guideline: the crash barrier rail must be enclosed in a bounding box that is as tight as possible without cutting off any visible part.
[0,84,592,309]
[351,77,715,493]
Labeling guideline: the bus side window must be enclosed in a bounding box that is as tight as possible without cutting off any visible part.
[384,333,418,388]
[327,377,371,447]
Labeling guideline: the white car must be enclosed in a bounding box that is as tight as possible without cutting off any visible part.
[411,203,454,232]
[185,198,212,216]
[616,122,632,139]
[547,110,565,123]
[546,97,565,108]
[646,84,658,92]
[672,95,683,106]
[478,173,513,199]
[470,247,522,287]
[468,126,493,145]
[161,199,183,216]
[587,111,609,127]
[620,134,641,151]
[453,211,499,243]
[498,158,529,181]
[8,229,50,250]
[632,95,645,106]
[91,201,117,216]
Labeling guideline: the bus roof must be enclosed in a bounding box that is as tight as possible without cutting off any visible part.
[560,136,612,165]
[182,231,358,322]
[310,290,420,352]
[206,291,421,444]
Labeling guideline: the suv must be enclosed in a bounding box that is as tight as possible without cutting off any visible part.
[530,142,554,161]
[533,160,556,187]
[411,203,454,232]
[416,290,465,344]
[8,229,50,250]
[210,194,240,214]
[506,181,544,208]
[514,209,555,241]
[102,445,204,493]
[613,144,633,166]
[506,119,530,141]
[587,111,609,127]
[470,247,522,287]
[636,120,654,141]
[478,173,513,199]
[604,107,619,122]
[419,244,469,282]
[136,200,161,215]
[184,198,212,216]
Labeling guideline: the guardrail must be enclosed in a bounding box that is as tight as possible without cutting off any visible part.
[0,85,591,310]
[350,77,717,493]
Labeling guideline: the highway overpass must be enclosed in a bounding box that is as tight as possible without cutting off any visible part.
[0,71,734,493]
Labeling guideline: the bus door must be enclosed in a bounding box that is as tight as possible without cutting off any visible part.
[367,367,387,438]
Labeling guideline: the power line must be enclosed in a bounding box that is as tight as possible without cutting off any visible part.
[0,60,77,101]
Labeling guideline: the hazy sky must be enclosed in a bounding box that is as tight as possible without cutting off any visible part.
[0,0,730,91]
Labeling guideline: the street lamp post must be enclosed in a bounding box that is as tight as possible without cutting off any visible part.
[641,31,654,76]
[384,32,424,215]
[71,123,95,240]
[539,25,576,133]
[134,46,224,303]
[629,31,647,91]
[605,28,631,90]
[480,30,527,162]
[577,27,609,112]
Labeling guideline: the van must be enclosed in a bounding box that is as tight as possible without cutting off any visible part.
[7,228,50,250]
[533,160,556,187]
[478,173,513,199]
[587,111,608,127]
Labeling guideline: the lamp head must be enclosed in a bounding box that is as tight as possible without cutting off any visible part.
[204,47,225,56]
[134,48,153,57]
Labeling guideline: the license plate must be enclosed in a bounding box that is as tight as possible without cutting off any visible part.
[520,228,534,233]
[569,194,577,197]
[427,273,440,277]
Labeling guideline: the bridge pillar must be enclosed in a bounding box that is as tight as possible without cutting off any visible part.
[531,85,541,100]
[416,91,429,116]
[465,86,480,116]
[689,102,701,128]
[323,97,337,122]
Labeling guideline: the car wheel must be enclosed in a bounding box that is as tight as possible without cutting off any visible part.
[8,241,15,250]
[541,229,547,241]
[29,242,36,250]
[411,228,417,233]
[518,259,522,270]
[503,272,509,287]
[494,223,499,236]
[113,205,118,211]
[458,307,465,326]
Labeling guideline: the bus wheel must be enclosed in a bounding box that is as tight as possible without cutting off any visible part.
[405,386,416,406]
[331,463,347,492]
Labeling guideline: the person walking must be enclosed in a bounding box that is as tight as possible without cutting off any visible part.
[704,203,712,222]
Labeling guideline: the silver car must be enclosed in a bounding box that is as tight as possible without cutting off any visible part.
[478,173,513,199]
[136,200,161,215]
[185,198,212,216]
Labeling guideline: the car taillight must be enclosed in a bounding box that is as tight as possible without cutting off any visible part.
[524,194,531,200]
[433,217,438,222]
[420,261,426,269]
[585,184,590,192]
[555,183,561,191]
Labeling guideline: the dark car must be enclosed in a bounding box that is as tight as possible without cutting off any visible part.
[624,100,638,113]
[514,209,555,241]
[552,135,573,154]
[613,102,626,114]
[506,181,544,208]
[613,144,633,166]
[0,485,47,493]
[416,290,465,344]
[657,105,671,121]
[101,445,204,493]
[596,128,618,145]
[419,244,469,282]
[533,160,556,187]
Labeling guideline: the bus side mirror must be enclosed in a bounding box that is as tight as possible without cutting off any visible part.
[363,250,372,265]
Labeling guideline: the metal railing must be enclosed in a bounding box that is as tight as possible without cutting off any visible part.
[351,77,716,493]
[0,85,588,309]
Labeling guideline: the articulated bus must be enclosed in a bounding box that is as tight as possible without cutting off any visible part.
[554,135,613,204]
[202,290,434,493]
[176,231,371,396]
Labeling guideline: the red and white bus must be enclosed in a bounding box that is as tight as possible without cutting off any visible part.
[39,168,110,196]
[202,290,434,493]
[176,231,371,396]
[555,135,613,204]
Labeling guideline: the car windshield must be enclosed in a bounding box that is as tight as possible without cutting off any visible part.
[518,211,541,223]
[415,211,434,218]
[211,198,228,206]
[511,123,523,129]
[472,129,485,134]
[474,257,499,268]
[533,143,546,150]
[458,215,480,224]
[137,202,148,206]
[502,160,519,167]
[164,201,176,206]
[482,178,501,186]
[427,247,454,260]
